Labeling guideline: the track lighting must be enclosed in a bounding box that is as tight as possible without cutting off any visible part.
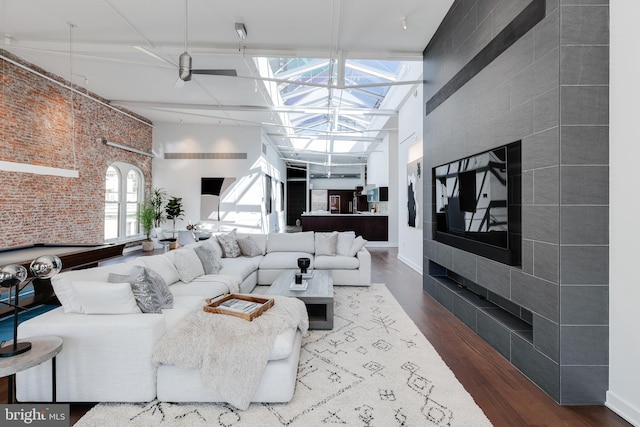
[235,23,247,39]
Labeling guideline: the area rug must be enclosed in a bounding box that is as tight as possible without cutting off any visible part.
[75,284,492,427]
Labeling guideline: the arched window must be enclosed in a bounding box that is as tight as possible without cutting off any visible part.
[104,163,144,242]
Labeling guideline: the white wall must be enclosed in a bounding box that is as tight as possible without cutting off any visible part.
[152,123,286,234]
[397,87,424,273]
[367,137,389,187]
[607,2,640,425]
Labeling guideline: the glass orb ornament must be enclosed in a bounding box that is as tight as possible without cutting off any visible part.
[30,255,63,278]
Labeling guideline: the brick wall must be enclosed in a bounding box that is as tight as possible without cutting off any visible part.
[0,50,153,247]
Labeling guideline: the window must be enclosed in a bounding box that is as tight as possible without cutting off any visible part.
[104,163,144,242]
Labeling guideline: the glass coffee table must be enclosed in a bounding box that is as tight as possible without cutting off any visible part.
[266,270,334,330]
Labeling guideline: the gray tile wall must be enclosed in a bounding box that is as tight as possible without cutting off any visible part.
[423,0,609,404]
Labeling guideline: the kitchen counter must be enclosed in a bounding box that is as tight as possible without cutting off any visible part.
[301,213,388,241]
[302,212,387,216]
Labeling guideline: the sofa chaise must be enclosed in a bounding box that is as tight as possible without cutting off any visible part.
[16,230,370,404]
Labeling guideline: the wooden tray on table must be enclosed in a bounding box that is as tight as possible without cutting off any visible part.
[204,293,274,321]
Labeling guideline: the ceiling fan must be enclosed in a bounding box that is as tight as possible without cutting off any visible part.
[177,51,237,82]
[176,0,236,84]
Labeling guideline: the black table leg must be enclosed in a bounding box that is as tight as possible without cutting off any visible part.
[8,374,14,404]
[51,356,56,403]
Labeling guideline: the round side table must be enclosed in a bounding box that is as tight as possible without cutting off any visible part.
[0,336,63,403]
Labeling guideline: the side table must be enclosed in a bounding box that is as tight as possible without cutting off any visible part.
[0,336,63,403]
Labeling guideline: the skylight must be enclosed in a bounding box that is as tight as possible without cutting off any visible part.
[256,56,418,165]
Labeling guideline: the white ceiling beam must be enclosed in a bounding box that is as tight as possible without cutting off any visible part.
[110,100,397,115]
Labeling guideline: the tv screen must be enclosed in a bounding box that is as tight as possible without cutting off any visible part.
[433,141,521,265]
[201,178,225,195]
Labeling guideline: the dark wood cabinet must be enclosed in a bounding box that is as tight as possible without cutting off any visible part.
[301,214,388,241]
[379,186,388,201]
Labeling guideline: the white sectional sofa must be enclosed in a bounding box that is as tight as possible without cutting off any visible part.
[16,230,371,405]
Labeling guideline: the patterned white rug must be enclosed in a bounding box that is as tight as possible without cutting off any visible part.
[76,284,492,427]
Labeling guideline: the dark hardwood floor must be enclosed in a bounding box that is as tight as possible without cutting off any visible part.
[1,247,630,426]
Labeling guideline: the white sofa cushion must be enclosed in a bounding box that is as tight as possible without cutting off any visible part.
[337,231,356,256]
[220,256,263,280]
[174,248,205,283]
[162,296,208,330]
[50,263,134,283]
[348,236,368,256]
[315,231,338,256]
[168,277,232,299]
[260,252,314,270]
[53,279,141,314]
[134,255,180,285]
[314,255,360,270]
[266,231,315,253]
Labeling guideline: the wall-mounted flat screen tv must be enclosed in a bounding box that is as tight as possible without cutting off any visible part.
[433,141,521,266]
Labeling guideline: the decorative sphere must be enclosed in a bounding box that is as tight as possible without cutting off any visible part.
[30,255,63,279]
[0,264,28,285]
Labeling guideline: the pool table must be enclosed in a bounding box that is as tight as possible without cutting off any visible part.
[0,243,126,316]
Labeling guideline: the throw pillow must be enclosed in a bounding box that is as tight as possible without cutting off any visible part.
[133,255,180,286]
[237,236,262,257]
[51,279,140,314]
[174,248,205,283]
[193,244,223,275]
[315,231,338,256]
[203,237,224,258]
[348,235,368,257]
[109,265,173,312]
[336,231,356,256]
[217,230,241,258]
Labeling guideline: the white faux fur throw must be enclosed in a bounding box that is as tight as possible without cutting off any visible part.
[152,295,308,410]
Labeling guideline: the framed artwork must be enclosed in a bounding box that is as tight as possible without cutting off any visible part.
[265,174,272,214]
[407,157,423,228]
[280,181,285,212]
[200,177,236,221]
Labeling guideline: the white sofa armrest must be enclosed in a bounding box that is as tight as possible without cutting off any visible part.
[356,248,372,285]
[16,307,167,402]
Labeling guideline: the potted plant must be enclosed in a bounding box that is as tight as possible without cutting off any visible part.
[149,187,167,228]
[165,196,184,249]
[137,203,156,251]
[148,187,167,246]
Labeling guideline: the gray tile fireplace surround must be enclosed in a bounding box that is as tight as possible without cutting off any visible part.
[422,0,609,405]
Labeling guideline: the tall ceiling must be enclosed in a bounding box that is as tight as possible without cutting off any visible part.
[0,0,453,167]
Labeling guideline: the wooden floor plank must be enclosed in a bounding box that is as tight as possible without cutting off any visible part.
[1,247,631,426]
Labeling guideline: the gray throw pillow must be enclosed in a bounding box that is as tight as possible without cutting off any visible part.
[237,236,262,257]
[109,268,160,314]
[193,244,223,275]
[109,266,173,312]
[217,230,241,258]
